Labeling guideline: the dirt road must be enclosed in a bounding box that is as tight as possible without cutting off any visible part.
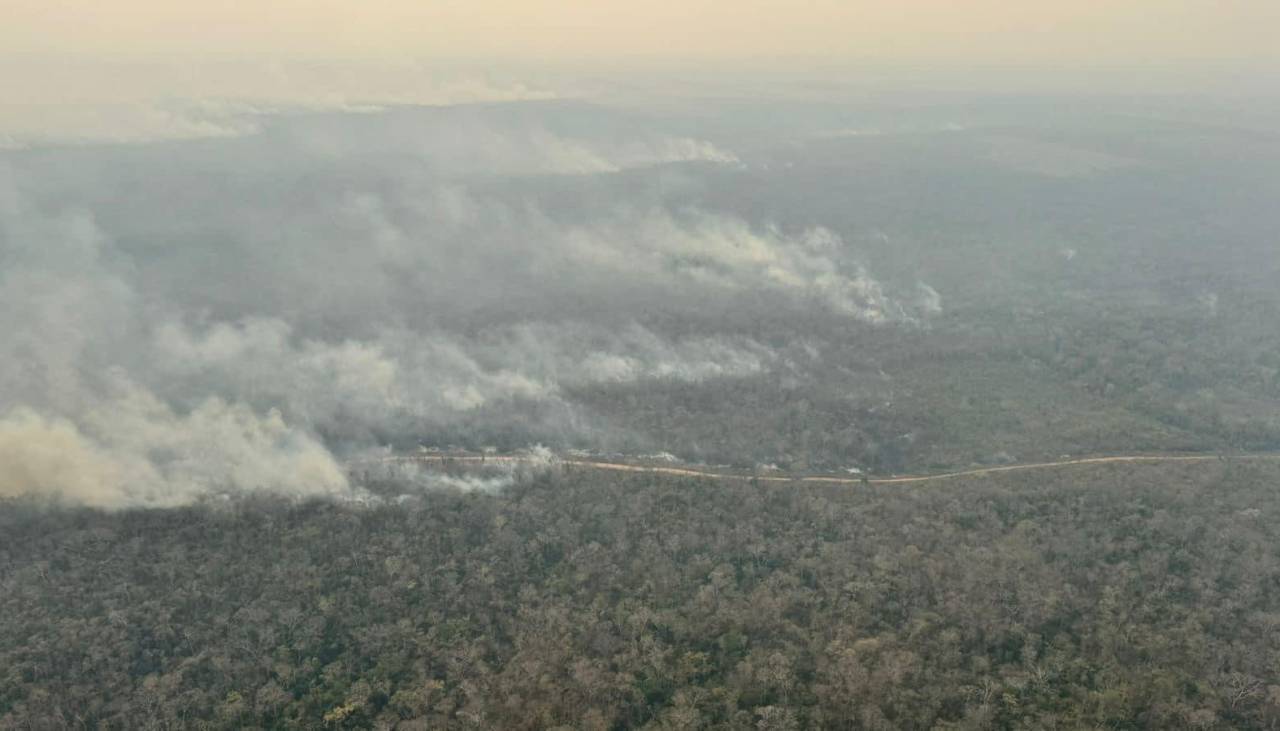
[362,451,1280,486]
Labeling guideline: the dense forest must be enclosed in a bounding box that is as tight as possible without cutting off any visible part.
[559,297,1280,475]
[5,459,1280,729]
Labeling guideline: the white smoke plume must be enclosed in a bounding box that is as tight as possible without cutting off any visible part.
[0,397,348,510]
[354,446,559,496]
[553,213,918,322]
[0,100,937,508]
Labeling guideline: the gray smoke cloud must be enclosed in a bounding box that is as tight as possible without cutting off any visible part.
[0,100,938,508]
[148,318,774,436]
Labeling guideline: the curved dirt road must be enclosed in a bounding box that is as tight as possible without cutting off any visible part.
[364,452,1280,486]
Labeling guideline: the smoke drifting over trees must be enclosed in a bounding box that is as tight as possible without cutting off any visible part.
[3,88,1280,509]
[0,99,943,507]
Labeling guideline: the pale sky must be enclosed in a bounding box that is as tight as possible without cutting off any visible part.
[4,0,1278,64]
[2,0,1278,144]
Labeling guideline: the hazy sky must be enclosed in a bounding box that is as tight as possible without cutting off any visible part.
[5,0,1278,64]
[2,1,1277,144]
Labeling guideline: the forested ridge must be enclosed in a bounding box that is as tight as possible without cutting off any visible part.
[5,460,1280,729]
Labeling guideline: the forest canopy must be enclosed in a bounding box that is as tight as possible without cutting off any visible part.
[4,460,1280,729]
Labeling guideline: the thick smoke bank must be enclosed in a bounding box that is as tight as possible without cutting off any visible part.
[0,402,347,509]
[151,319,775,437]
[0,101,937,508]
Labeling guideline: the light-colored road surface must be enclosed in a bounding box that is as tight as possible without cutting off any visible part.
[361,452,1280,486]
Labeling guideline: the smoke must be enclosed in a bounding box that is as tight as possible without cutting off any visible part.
[0,395,347,510]
[0,59,564,147]
[0,102,264,149]
[387,126,739,176]
[354,446,559,497]
[0,101,937,508]
[0,409,141,509]
[149,318,770,430]
[916,283,944,316]
[550,213,908,322]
